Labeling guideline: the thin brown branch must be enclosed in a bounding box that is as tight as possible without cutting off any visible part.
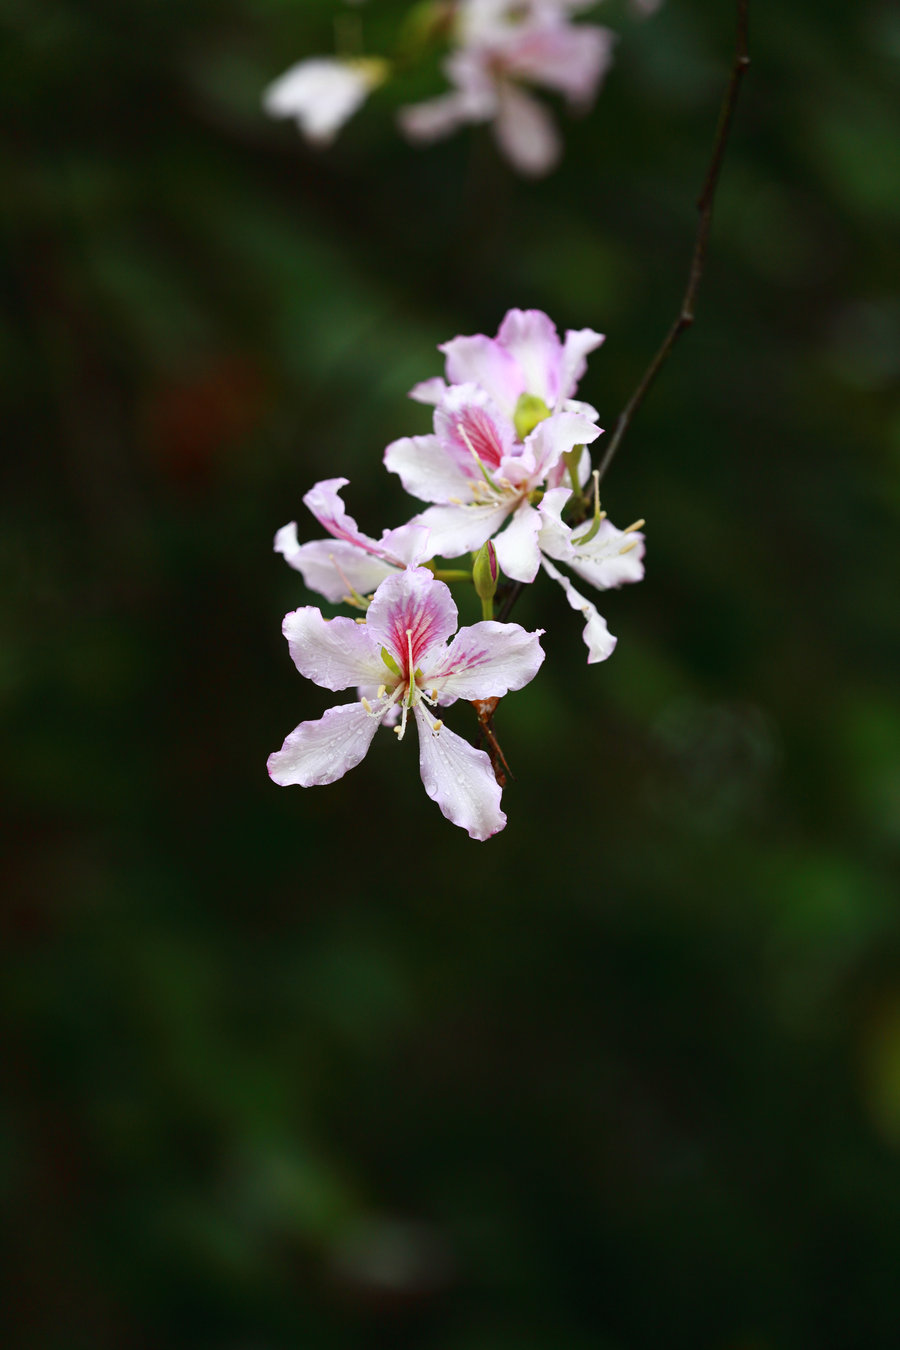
[594,0,750,489]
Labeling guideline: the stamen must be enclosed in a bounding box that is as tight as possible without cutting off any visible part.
[432,719,443,733]
[355,617,367,624]
[361,696,373,713]
[619,540,639,555]
[377,684,386,699]
[328,552,368,610]
[624,518,645,533]
[431,688,438,701]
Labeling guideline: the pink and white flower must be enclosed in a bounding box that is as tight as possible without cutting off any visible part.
[263,56,388,145]
[385,383,602,582]
[275,478,431,604]
[267,566,545,839]
[398,0,615,175]
[409,307,604,430]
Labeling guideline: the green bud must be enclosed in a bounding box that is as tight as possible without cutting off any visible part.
[513,392,551,441]
[472,540,499,620]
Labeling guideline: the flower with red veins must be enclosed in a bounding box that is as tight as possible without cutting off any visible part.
[384,383,601,581]
[537,485,646,662]
[275,477,431,605]
[398,1,614,176]
[263,56,388,146]
[267,567,545,839]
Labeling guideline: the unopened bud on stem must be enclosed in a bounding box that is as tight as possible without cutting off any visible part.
[472,540,499,620]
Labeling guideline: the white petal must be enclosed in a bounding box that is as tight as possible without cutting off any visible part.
[559,328,605,402]
[263,59,372,145]
[493,502,543,582]
[384,433,473,504]
[413,501,512,558]
[428,621,545,701]
[540,557,617,663]
[366,567,459,671]
[282,607,385,691]
[566,523,646,591]
[492,84,561,177]
[414,705,506,840]
[495,309,562,408]
[268,701,380,786]
[408,377,448,405]
[439,334,524,419]
[275,531,399,603]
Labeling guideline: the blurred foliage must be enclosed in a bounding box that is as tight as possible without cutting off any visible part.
[2,0,900,1346]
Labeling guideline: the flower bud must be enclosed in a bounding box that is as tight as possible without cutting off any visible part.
[472,540,499,619]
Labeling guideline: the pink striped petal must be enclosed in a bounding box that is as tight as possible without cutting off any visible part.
[428,621,545,701]
[365,567,458,672]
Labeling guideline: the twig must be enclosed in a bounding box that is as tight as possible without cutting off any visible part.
[594,0,750,489]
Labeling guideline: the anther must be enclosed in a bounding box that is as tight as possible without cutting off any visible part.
[624,519,645,533]
[361,696,373,713]
[355,616,367,624]
[432,719,443,733]
[377,684,386,699]
[619,540,639,555]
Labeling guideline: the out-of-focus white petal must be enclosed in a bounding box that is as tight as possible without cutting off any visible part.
[428,621,545,701]
[493,83,561,177]
[540,557,617,663]
[414,705,506,840]
[263,58,376,145]
[282,608,386,691]
[505,23,615,106]
[384,433,474,505]
[275,529,398,603]
[493,501,543,583]
[366,567,458,671]
[267,702,380,786]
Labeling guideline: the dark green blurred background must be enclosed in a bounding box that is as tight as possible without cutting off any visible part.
[4,0,900,1345]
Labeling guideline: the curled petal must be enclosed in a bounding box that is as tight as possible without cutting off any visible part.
[268,701,380,787]
[540,557,617,664]
[282,608,385,691]
[366,567,458,671]
[414,705,506,840]
[429,621,545,701]
[559,329,605,403]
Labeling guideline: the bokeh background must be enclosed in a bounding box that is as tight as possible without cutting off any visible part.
[4,0,900,1345]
